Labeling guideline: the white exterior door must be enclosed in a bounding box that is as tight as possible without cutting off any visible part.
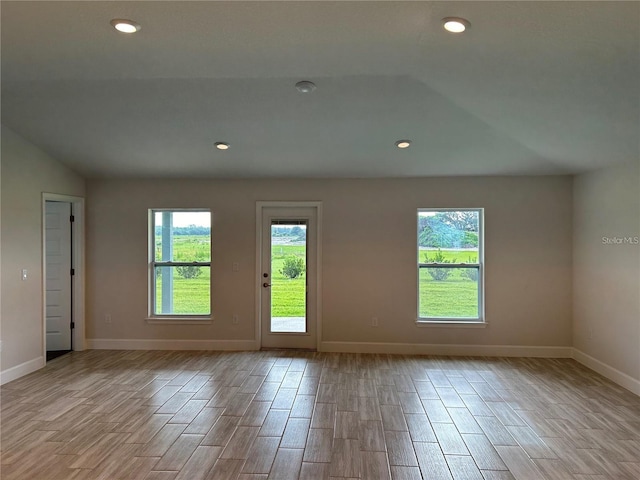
[260,206,318,350]
[45,201,72,352]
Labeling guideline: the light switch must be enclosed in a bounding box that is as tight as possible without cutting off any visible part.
[232,262,239,272]
[21,269,28,281]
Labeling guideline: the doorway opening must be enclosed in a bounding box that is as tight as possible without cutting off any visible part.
[42,194,85,362]
[45,201,73,360]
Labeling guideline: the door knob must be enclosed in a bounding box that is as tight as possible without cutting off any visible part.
[263,282,271,288]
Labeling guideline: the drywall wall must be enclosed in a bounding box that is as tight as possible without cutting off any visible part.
[573,160,640,387]
[0,125,85,381]
[86,176,572,351]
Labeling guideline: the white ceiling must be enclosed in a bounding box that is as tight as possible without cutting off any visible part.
[1,1,638,179]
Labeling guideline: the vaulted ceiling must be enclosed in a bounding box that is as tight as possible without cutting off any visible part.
[2,1,638,178]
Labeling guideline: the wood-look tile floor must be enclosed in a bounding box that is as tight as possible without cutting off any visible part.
[1,351,639,480]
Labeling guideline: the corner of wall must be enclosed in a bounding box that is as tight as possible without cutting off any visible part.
[573,348,640,396]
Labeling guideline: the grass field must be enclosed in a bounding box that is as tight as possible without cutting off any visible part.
[155,237,479,318]
[155,235,210,315]
[155,269,210,315]
[419,248,479,318]
[270,244,306,317]
[418,268,478,318]
[419,248,478,264]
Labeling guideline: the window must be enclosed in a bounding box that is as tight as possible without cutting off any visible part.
[150,210,211,317]
[417,209,483,322]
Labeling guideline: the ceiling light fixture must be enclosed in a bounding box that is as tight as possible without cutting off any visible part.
[442,17,470,33]
[110,19,141,34]
[395,140,412,149]
[214,142,230,150]
[295,81,316,93]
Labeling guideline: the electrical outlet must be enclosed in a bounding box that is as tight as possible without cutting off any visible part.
[232,262,239,272]
[232,314,239,325]
[105,314,112,324]
[371,316,378,327]
[21,269,28,281]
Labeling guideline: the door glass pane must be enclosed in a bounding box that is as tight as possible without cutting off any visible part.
[271,222,307,332]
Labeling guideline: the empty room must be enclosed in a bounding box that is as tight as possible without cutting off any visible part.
[1,2,639,479]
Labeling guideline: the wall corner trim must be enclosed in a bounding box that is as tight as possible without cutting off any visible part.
[86,338,259,351]
[572,348,640,396]
[320,341,573,358]
[0,357,45,385]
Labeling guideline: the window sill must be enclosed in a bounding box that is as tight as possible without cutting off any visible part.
[415,320,487,328]
[146,317,213,325]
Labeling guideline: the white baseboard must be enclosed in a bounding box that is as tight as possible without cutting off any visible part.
[0,356,45,385]
[87,339,572,358]
[320,341,573,358]
[572,348,640,396]
[87,338,259,351]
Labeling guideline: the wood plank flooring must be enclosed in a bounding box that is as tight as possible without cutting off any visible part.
[1,350,639,479]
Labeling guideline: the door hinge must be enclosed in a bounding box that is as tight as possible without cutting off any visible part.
[70,322,75,329]
[70,268,75,276]
[70,215,75,222]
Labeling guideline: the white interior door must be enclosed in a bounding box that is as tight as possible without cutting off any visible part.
[260,207,318,350]
[45,201,72,352]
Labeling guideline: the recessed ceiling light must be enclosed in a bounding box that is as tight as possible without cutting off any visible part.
[395,140,412,149]
[295,81,316,93]
[442,17,470,33]
[110,19,141,34]
[214,142,230,150]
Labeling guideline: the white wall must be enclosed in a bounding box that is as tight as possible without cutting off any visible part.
[0,125,85,382]
[86,176,573,353]
[573,160,640,392]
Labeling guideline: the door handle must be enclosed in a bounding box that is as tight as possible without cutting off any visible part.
[263,283,271,288]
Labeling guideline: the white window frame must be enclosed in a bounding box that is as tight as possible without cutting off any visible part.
[417,208,485,324]
[148,209,212,322]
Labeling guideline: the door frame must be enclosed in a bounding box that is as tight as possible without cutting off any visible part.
[255,201,322,350]
[42,193,86,358]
